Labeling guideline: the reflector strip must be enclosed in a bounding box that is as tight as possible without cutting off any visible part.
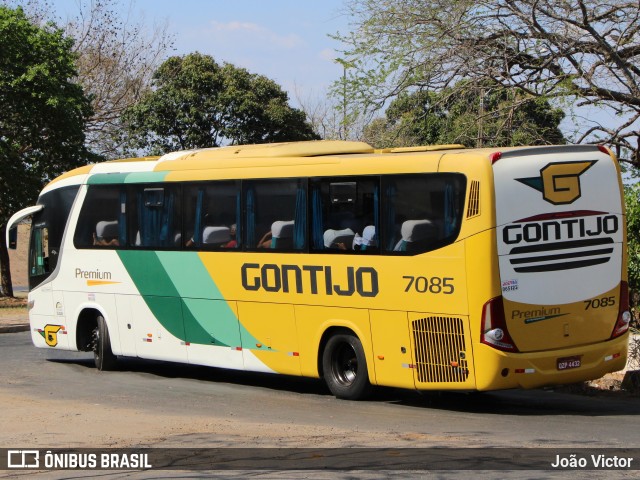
[288,352,300,357]
[402,363,416,369]
[232,347,243,351]
[604,353,621,362]
[515,368,535,374]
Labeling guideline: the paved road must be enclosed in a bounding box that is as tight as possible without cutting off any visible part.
[1,331,639,478]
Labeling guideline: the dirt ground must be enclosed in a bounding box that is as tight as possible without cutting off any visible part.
[0,391,386,449]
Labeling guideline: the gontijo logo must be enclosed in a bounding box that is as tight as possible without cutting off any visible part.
[37,324,65,347]
[516,160,597,205]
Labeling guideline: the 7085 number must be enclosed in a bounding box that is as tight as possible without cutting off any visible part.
[403,276,454,294]
[584,296,616,310]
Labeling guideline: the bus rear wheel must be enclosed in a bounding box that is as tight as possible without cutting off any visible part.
[93,315,117,371]
[322,332,372,400]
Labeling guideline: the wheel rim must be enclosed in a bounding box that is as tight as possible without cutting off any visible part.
[92,326,100,356]
[331,341,358,386]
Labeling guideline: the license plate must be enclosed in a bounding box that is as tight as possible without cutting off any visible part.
[557,355,581,371]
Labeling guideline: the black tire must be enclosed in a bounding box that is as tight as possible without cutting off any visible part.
[93,315,117,371]
[322,332,372,400]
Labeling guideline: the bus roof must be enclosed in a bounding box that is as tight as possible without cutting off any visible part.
[42,141,611,192]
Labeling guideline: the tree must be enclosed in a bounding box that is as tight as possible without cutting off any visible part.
[293,82,369,141]
[122,53,318,154]
[625,182,640,326]
[337,0,640,164]
[364,83,565,148]
[7,0,174,158]
[68,0,173,158]
[0,6,92,297]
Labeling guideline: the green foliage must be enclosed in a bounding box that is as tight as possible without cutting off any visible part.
[625,183,640,323]
[364,84,565,148]
[122,53,318,155]
[337,0,640,164]
[0,6,92,295]
[0,6,91,218]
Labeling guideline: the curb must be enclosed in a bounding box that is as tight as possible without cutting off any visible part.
[0,324,30,334]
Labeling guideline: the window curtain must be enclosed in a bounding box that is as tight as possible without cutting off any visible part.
[384,181,397,251]
[193,188,204,247]
[294,182,306,250]
[159,192,174,246]
[235,185,242,247]
[137,191,146,246]
[139,189,173,247]
[246,185,256,248]
[311,186,324,249]
[444,183,455,236]
[118,190,127,246]
[373,183,379,249]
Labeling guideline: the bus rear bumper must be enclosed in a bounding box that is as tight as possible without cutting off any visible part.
[474,333,630,391]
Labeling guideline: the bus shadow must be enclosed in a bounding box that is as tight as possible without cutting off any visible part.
[383,387,640,417]
[47,355,640,416]
[47,354,330,396]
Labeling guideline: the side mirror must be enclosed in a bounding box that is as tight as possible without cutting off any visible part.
[8,226,17,250]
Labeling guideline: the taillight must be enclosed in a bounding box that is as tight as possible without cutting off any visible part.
[489,152,502,164]
[611,281,631,338]
[481,296,519,352]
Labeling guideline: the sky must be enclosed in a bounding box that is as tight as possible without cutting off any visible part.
[51,0,352,106]
[14,0,628,153]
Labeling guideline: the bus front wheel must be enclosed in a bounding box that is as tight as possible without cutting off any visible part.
[322,332,372,400]
[93,315,117,371]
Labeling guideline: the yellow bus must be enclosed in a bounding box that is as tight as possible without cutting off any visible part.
[7,140,631,399]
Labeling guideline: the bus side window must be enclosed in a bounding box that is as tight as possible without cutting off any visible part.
[74,186,125,249]
[382,174,466,254]
[311,178,376,252]
[184,181,241,250]
[129,186,180,249]
[246,179,305,251]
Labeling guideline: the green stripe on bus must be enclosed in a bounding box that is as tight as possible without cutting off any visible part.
[117,250,264,349]
[88,173,130,185]
[87,172,168,185]
[157,252,241,347]
[123,172,169,183]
